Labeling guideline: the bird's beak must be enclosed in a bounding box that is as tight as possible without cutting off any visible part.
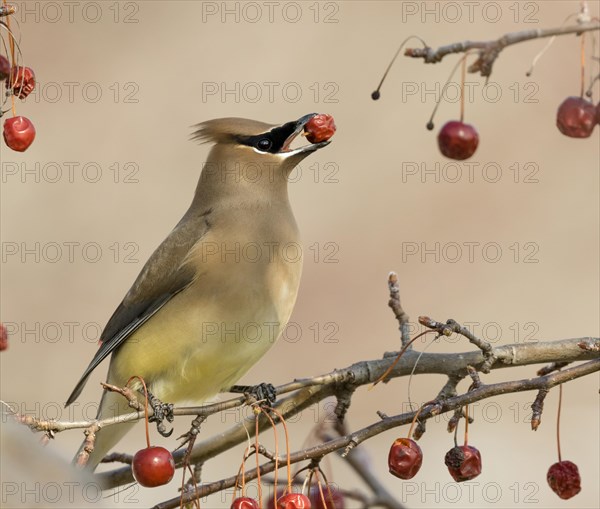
[278,113,331,156]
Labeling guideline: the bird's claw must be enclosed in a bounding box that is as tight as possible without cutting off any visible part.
[147,392,174,437]
[230,382,277,407]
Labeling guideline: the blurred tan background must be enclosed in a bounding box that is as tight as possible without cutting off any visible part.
[1,1,598,508]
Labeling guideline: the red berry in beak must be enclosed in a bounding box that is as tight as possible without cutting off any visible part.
[304,114,336,143]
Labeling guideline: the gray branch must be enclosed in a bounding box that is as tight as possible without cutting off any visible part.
[405,22,600,76]
[95,336,599,492]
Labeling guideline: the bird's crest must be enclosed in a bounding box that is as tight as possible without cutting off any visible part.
[192,118,275,145]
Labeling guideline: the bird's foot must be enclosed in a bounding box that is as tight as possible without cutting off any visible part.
[146,391,175,437]
[230,382,277,407]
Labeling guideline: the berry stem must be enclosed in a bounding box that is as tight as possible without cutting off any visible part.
[126,375,150,448]
[313,469,330,509]
[580,32,586,98]
[460,54,466,123]
[464,403,469,447]
[426,52,472,130]
[260,409,279,509]
[372,330,437,387]
[232,446,251,500]
[557,383,563,462]
[267,406,292,494]
[372,35,429,99]
[254,412,262,508]
[2,0,17,116]
[407,403,427,439]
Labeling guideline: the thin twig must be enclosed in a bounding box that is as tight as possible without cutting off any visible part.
[530,388,549,431]
[387,272,411,345]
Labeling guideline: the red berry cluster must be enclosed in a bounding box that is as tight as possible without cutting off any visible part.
[388,403,482,484]
[229,403,344,509]
[1,57,36,152]
[388,439,482,483]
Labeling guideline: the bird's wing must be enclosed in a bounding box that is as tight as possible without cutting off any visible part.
[65,210,212,406]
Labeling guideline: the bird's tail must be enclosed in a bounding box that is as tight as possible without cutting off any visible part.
[74,388,137,471]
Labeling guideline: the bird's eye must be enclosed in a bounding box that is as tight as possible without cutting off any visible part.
[256,138,272,151]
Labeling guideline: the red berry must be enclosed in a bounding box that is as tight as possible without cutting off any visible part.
[444,445,482,482]
[388,438,423,480]
[10,66,36,99]
[556,96,596,138]
[0,55,10,81]
[547,460,581,500]
[595,102,600,126]
[3,116,36,152]
[308,485,345,509]
[304,114,336,143]
[230,497,259,509]
[0,322,8,351]
[437,121,479,160]
[276,493,312,509]
[131,446,175,487]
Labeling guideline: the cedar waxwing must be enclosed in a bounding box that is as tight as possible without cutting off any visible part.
[66,113,333,470]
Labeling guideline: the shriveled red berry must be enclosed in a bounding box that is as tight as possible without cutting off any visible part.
[10,66,36,99]
[304,114,336,143]
[131,446,175,487]
[556,96,596,138]
[388,438,423,480]
[444,445,482,482]
[0,55,10,81]
[230,496,259,509]
[277,492,312,509]
[0,322,8,351]
[308,485,345,509]
[3,116,36,152]
[547,460,581,500]
[437,121,479,160]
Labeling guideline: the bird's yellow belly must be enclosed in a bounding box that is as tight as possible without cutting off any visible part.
[108,254,300,404]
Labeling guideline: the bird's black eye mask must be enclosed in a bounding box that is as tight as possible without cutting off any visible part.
[236,121,298,154]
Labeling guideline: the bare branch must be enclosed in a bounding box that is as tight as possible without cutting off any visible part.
[150,360,599,509]
[404,22,600,76]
